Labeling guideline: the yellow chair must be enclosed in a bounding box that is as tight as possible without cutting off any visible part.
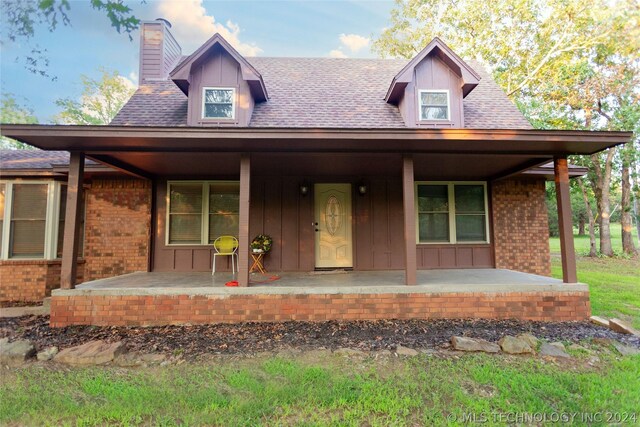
[212,236,239,274]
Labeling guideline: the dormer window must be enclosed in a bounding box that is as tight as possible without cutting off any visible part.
[419,90,450,121]
[202,87,235,119]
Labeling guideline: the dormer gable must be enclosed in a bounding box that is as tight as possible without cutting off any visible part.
[386,37,481,128]
[170,33,268,126]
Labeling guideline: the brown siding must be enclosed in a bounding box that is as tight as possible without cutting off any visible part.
[417,245,493,269]
[139,21,181,82]
[154,175,492,272]
[399,55,464,128]
[492,178,551,276]
[187,47,254,126]
[84,179,151,279]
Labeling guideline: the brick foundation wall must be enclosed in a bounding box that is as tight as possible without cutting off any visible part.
[84,179,151,280]
[0,260,84,302]
[50,291,590,327]
[492,178,551,276]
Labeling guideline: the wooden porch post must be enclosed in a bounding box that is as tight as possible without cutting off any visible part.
[238,154,251,287]
[60,152,85,289]
[402,154,417,285]
[554,156,578,283]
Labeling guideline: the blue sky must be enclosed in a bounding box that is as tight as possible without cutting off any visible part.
[0,0,395,122]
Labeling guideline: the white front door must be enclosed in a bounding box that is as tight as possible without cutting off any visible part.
[314,183,353,268]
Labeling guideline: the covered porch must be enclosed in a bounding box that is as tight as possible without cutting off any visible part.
[0,125,630,326]
[76,269,569,290]
[2,125,628,289]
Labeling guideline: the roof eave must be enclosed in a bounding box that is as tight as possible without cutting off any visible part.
[0,124,631,157]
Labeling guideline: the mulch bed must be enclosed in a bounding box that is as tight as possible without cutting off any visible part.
[0,301,41,308]
[1,316,638,359]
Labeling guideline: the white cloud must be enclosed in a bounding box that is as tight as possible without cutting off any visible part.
[328,49,348,58]
[338,33,370,53]
[156,0,262,56]
[128,71,139,86]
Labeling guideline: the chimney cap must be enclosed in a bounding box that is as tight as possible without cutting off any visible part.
[155,18,172,28]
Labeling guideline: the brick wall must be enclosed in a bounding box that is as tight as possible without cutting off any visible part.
[84,179,151,280]
[50,290,591,327]
[1,178,151,302]
[492,178,551,276]
[0,260,84,302]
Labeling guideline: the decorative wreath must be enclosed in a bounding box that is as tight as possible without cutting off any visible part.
[251,234,273,253]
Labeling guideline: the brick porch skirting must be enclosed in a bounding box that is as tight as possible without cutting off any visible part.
[49,288,591,327]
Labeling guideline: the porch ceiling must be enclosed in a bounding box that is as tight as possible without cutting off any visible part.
[82,151,551,180]
[1,125,630,180]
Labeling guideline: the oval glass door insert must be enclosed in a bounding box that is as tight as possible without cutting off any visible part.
[325,195,342,236]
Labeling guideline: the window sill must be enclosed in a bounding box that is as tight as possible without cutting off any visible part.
[417,242,490,246]
[0,258,86,266]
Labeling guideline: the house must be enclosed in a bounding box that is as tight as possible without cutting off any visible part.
[0,19,631,327]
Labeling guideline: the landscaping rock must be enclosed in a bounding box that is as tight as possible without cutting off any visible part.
[516,333,540,350]
[611,341,640,356]
[54,340,124,366]
[0,339,36,366]
[498,336,534,354]
[36,346,58,361]
[451,336,500,353]
[609,319,640,336]
[589,316,610,328]
[539,342,570,359]
[395,345,419,356]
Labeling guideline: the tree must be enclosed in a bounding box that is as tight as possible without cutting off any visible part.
[0,0,139,79]
[55,68,135,125]
[374,0,639,256]
[0,94,38,149]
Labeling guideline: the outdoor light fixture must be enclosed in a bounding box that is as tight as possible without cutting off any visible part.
[300,183,309,196]
[358,183,367,195]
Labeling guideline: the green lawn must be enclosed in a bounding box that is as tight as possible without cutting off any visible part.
[551,257,640,328]
[549,222,640,328]
[549,223,639,255]
[1,352,639,426]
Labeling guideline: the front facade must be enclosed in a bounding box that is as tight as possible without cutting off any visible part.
[0,20,631,326]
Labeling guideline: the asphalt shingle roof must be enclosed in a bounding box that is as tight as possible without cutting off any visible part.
[111,57,531,129]
[0,150,96,170]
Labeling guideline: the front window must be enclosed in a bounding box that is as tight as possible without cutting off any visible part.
[419,90,450,121]
[202,87,235,119]
[10,183,48,258]
[167,181,239,245]
[416,182,488,244]
[0,181,81,260]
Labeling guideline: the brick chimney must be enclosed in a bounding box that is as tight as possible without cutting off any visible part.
[139,18,182,82]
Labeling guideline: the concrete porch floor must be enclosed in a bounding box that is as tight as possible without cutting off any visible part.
[63,269,587,296]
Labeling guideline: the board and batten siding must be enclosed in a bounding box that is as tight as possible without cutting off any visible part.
[152,177,494,272]
[398,55,465,128]
[186,47,255,127]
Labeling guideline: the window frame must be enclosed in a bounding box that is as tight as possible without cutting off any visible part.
[417,89,451,122]
[415,181,490,245]
[201,87,236,120]
[0,180,67,260]
[165,180,240,246]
